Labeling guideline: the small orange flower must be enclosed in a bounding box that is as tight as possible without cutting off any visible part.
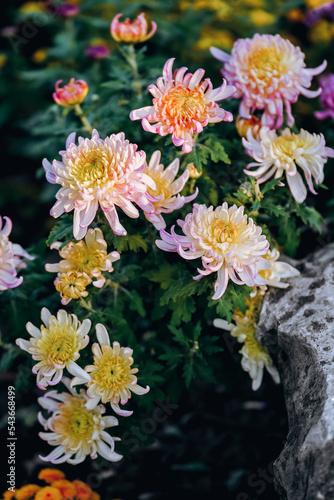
[34,487,63,500]
[51,480,76,500]
[15,485,41,499]
[72,481,92,500]
[2,491,15,500]
[38,469,65,484]
[110,13,157,43]
[53,78,89,107]
[236,115,262,140]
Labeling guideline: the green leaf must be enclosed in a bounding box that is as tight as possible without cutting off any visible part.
[128,290,146,317]
[106,231,148,253]
[295,204,323,233]
[160,275,212,305]
[183,358,194,388]
[202,137,231,164]
[46,214,73,247]
[170,296,196,326]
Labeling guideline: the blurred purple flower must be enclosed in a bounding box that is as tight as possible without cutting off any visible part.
[85,45,110,59]
[315,74,334,120]
[57,4,80,18]
[305,1,334,26]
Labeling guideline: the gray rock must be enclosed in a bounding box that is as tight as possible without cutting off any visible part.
[256,243,334,500]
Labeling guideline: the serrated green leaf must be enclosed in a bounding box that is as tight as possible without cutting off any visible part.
[46,214,73,247]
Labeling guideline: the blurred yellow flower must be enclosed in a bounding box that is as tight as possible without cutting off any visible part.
[286,8,305,22]
[195,26,235,51]
[249,9,276,26]
[15,485,41,499]
[32,48,48,64]
[0,54,7,68]
[38,469,66,484]
[19,2,45,14]
[309,19,334,43]
[307,0,333,8]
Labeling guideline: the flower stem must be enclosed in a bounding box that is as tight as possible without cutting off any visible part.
[118,44,142,96]
[74,104,93,133]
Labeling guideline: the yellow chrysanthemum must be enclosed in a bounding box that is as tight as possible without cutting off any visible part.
[71,324,149,416]
[38,378,122,464]
[214,294,280,390]
[14,485,41,500]
[16,308,91,389]
[34,487,63,500]
[54,271,91,305]
[38,469,65,484]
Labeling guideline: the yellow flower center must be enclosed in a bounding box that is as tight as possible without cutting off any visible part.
[61,240,106,274]
[67,150,111,190]
[37,320,79,364]
[53,397,96,448]
[91,349,131,393]
[274,134,304,157]
[248,46,284,81]
[210,218,239,245]
[159,86,206,127]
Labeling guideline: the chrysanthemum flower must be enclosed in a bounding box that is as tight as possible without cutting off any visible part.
[15,485,41,499]
[50,480,76,500]
[43,130,157,239]
[2,490,15,500]
[38,469,65,484]
[243,126,334,203]
[46,228,120,304]
[38,378,122,464]
[0,216,34,291]
[210,34,327,129]
[71,324,150,417]
[53,79,88,108]
[156,203,270,300]
[130,58,236,153]
[258,248,300,291]
[315,74,334,120]
[35,487,62,500]
[72,481,93,500]
[186,163,202,179]
[143,151,198,230]
[213,294,280,390]
[16,308,91,390]
[235,115,262,139]
[54,271,91,305]
[110,12,157,44]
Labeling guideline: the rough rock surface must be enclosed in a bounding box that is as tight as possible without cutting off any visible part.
[256,243,334,500]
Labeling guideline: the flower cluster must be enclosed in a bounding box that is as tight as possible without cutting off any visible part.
[43,130,157,239]
[214,294,280,390]
[130,58,236,153]
[315,74,334,120]
[243,127,334,203]
[2,468,100,500]
[156,203,270,300]
[45,228,120,304]
[211,34,327,129]
[0,216,33,291]
[16,308,149,463]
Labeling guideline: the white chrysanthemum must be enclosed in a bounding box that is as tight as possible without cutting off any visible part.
[259,248,300,289]
[71,324,150,417]
[243,127,334,203]
[156,203,270,300]
[38,378,122,464]
[16,308,91,390]
[0,216,34,291]
[43,130,157,239]
[213,294,280,390]
[143,150,198,230]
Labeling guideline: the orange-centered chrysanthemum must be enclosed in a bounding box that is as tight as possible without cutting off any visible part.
[43,130,157,239]
[38,469,65,484]
[34,487,63,500]
[214,294,280,390]
[38,378,122,464]
[15,484,41,499]
[210,34,327,129]
[71,324,149,417]
[156,203,270,300]
[50,480,76,500]
[16,308,91,390]
[143,150,198,230]
[130,58,236,153]
[46,228,120,304]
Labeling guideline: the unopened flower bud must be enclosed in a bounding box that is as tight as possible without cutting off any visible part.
[110,12,157,44]
[53,78,89,107]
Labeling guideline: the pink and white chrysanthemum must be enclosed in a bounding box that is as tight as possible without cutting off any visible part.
[43,130,157,239]
[38,378,122,464]
[143,150,198,230]
[16,308,91,390]
[210,34,327,129]
[156,203,270,300]
[71,324,150,417]
[0,216,34,291]
[130,58,236,153]
[243,126,334,203]
[315,74,334,120]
